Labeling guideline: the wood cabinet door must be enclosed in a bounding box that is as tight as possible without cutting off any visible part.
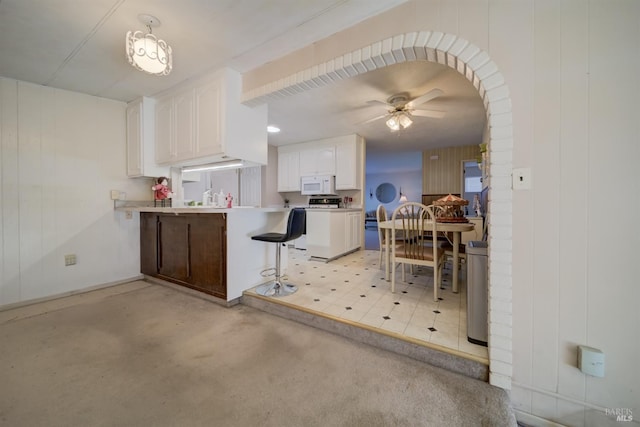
[157,214,190,282]
[188,214,227,298]
[140,213,158,275]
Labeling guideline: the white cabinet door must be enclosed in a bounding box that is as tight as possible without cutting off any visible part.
[277,151,300,192]
[345,211,362,251]
[335,139,361,189]
[174,90,194,161]
[154,95,174,164]
[126,100,142,177]
[194,78,222,157]
[299,146,335,176]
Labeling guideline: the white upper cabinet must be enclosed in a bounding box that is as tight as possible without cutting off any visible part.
[335,135,364,190]
[277,150,300,192]
[154,68,267,167]
[299,146,335,176]
[277,134,365,193]
[126,97,169,178]
[194,78,222,157]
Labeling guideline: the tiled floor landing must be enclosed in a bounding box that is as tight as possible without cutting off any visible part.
[242,247,489,380]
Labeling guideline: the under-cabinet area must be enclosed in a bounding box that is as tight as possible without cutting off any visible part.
[138,208,290,302]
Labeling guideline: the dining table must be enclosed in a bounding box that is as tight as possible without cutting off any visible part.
[377,219,475,293]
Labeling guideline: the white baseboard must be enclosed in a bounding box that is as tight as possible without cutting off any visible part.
[515,410,567,427]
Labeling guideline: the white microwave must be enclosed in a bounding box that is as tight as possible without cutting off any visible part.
[300,175,336,195]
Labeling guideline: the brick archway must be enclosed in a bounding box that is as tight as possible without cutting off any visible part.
[242,32,514,390]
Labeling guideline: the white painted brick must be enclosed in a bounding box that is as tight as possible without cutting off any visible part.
[490,334,513,351]
[490,322,513,338]
[488,98,512,115]
[490,373,512,390]
[490,347,512,364]
[490,163,512,177]
[371,41,386,68]
[489,258,513,274]
[360,46,377,71]
[436,33,457,52]
[457,43,481,63]
[491,213,512,227]
[449,38,469,56]
[482,71,505,91]
[425,31,444,49]
[402,32,418,61]
[465,66,475,83]
[489,238,512,253]
[490,150,512,165]
[457,61,466,76]
[490,137,514,151]
[490,311,512,327]
[491,250,512,264]
[491,360,513,377]
[446,53,457,69]
[490,277,513,291]
[490,188,513,202]
[413,31,430,61]
[490,286,512,302]
[334,57,350,79]
[391,34,405,62]
[342,53,359,77]
[489,200,511,214]
[436,49,447,64]
[380,37,395,65]
[491,173,512,186]
[486,85,510,103]
[489,112,512,129]
[473,74,481,90]
[475,60,499,80]
[467,50,490,71]
[489,125,513,140]
[350,50,367,74]
[490,300,512,316]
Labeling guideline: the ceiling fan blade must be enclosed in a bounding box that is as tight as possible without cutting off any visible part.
[360,114,388,124]
[406,88,444,108]
[410,109,446,119]
[366,99,393,109]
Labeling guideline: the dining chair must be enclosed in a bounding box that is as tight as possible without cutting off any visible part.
[376,204,389,267]
[391,202,445,302]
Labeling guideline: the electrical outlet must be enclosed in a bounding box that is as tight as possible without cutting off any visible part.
[125,210,133,220]
[64,254,77,266]
[119,191,127,200]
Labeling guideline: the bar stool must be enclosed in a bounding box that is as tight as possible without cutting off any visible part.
[251,208,306,297]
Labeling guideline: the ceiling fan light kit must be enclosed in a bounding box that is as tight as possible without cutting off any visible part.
[366,88,444,132]
[386,112,412,131]
[126,14,172,76]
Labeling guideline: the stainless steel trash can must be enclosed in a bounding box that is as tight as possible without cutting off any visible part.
[466,241,488,346]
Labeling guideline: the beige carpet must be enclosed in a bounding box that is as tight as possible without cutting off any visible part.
[0,281,516,427]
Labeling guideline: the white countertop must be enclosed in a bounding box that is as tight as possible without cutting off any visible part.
[115,206,291,214]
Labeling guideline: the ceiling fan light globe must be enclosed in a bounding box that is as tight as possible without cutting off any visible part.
[386,116,400,131]
[399,114,413,129]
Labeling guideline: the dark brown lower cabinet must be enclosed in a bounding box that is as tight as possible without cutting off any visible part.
[140,213,227,299]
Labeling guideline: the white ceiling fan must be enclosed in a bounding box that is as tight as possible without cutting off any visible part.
[363,88,445,131]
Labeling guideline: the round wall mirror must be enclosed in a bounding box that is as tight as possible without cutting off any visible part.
[375,183,396,203]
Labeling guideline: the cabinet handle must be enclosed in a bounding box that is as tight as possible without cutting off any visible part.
[157,220,162,270]
[187,223,191,278]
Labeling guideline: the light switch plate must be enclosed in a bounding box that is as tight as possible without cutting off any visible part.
[512,167,532,190]
[578,345,605,377]
[110,190,120,200]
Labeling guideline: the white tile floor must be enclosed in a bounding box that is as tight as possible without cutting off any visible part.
[256,246,488,361]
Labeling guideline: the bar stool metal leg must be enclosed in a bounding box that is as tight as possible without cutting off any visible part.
[255,243,298,297]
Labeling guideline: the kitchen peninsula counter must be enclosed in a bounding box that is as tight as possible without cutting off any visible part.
[127,207,291,303]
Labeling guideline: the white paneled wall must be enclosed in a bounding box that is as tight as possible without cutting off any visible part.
[0,78,149,306]
[239,1,640,425]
